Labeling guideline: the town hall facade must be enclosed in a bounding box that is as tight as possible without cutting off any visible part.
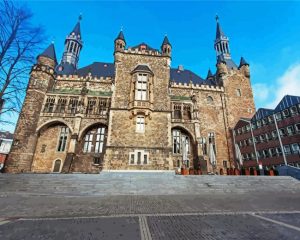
[5,17,255,174]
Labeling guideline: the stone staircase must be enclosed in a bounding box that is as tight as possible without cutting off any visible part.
[0,172,299,197]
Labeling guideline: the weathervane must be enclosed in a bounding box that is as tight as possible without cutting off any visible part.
[215,14,219,22]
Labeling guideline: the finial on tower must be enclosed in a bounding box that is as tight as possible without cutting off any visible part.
[78,13,82,21]
[215,14,219,22]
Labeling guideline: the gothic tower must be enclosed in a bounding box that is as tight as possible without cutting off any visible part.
[5,44,57,172]
[214,15,230,61]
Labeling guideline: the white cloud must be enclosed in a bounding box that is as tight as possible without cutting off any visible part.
[267,63,300,108]
[253,83,270,102]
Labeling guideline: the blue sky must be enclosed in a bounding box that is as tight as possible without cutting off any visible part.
[2,1,300,132]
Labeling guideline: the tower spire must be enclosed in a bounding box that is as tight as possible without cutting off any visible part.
[214,15,231,60]
[57,16,83,74]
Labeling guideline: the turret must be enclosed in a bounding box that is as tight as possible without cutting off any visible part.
[206,69,214,81]
[161,35,171,57]
[114,30,126,52]
[239,57,250,78]
[57,15,83,75]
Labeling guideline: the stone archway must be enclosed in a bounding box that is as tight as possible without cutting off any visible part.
[171,127,197,169]
[31,121,71,173]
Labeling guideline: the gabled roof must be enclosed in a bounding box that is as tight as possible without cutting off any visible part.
[274,95,300,112]
[252,108,274,121]
[132,65,153,75]
[77,62,115,78]
[170,68,215,86]
[39,43,57,64]
[131,42,158,51]
[162,36,171,46]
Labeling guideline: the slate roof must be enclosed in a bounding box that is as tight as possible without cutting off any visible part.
[239,57,249,68]
[115,31,125,42]
[274,95,300,112]
[252,108,274,121]
[56,62,76,75]
[71,22,81,36]
[217,55,238,69]
[170,68,215,86]
[39,44,57,64]
[77,62,115,78]
[162,36,171,46]
[206,69,213,79]
[216,22,226,40]
[131,42,158,51]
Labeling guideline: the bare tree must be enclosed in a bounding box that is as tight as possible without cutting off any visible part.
[0,0,45,124]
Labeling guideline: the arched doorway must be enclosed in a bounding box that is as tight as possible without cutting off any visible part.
[53,159,62,172]
[171,127,196,169]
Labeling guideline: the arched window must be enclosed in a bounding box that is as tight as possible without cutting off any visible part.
[53,159,61,172]
[83,126,106,153]
[207,96,214,103]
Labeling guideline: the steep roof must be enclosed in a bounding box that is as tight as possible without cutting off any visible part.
[206,69,213,79]
[216,22,226,40]
[274,95,300,112]
[71,21,81,36]
[162,36,171,46]
[217,55,237,69]
[115,30,125,42]
[39,43,57,64]
[170,68,215,86]
[56,62,76,75]
[77,62,115,78]
[239,57,249,68]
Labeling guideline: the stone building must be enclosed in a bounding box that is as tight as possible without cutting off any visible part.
[5,17,255,173]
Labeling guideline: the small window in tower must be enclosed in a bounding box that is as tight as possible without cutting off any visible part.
[236,89,242,97]
[207,96,214,103]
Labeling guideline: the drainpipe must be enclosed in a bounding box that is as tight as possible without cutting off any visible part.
[273,114,287,166]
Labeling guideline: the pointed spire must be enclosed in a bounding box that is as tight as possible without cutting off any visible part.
[206,69,213,79]
[39,43,57,64]
[71,14,82,36]
[162,35,171,46]
[215,15,226,40]
[239,57,249,67]
[115,30,126,43]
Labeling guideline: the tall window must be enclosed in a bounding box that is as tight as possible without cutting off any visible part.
[183,105,191,120]
[136,116,145,133]
[95,127,105,153]
[44,97,55,113]
[57,127,69,152]
[208,132,216,155]
[69,98,79,114]
[236,89,242,97]
[173,104,182,119]
[173,130,181,154]
[128,150,149,165]
[98,99,107,116]
[83,131,93,153]
[56,98,67,113]
[87,98,96,114]
[135,74,147,100]
[83,127,106,153]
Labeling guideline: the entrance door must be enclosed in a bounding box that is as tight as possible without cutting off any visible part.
[53,160,61,172]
